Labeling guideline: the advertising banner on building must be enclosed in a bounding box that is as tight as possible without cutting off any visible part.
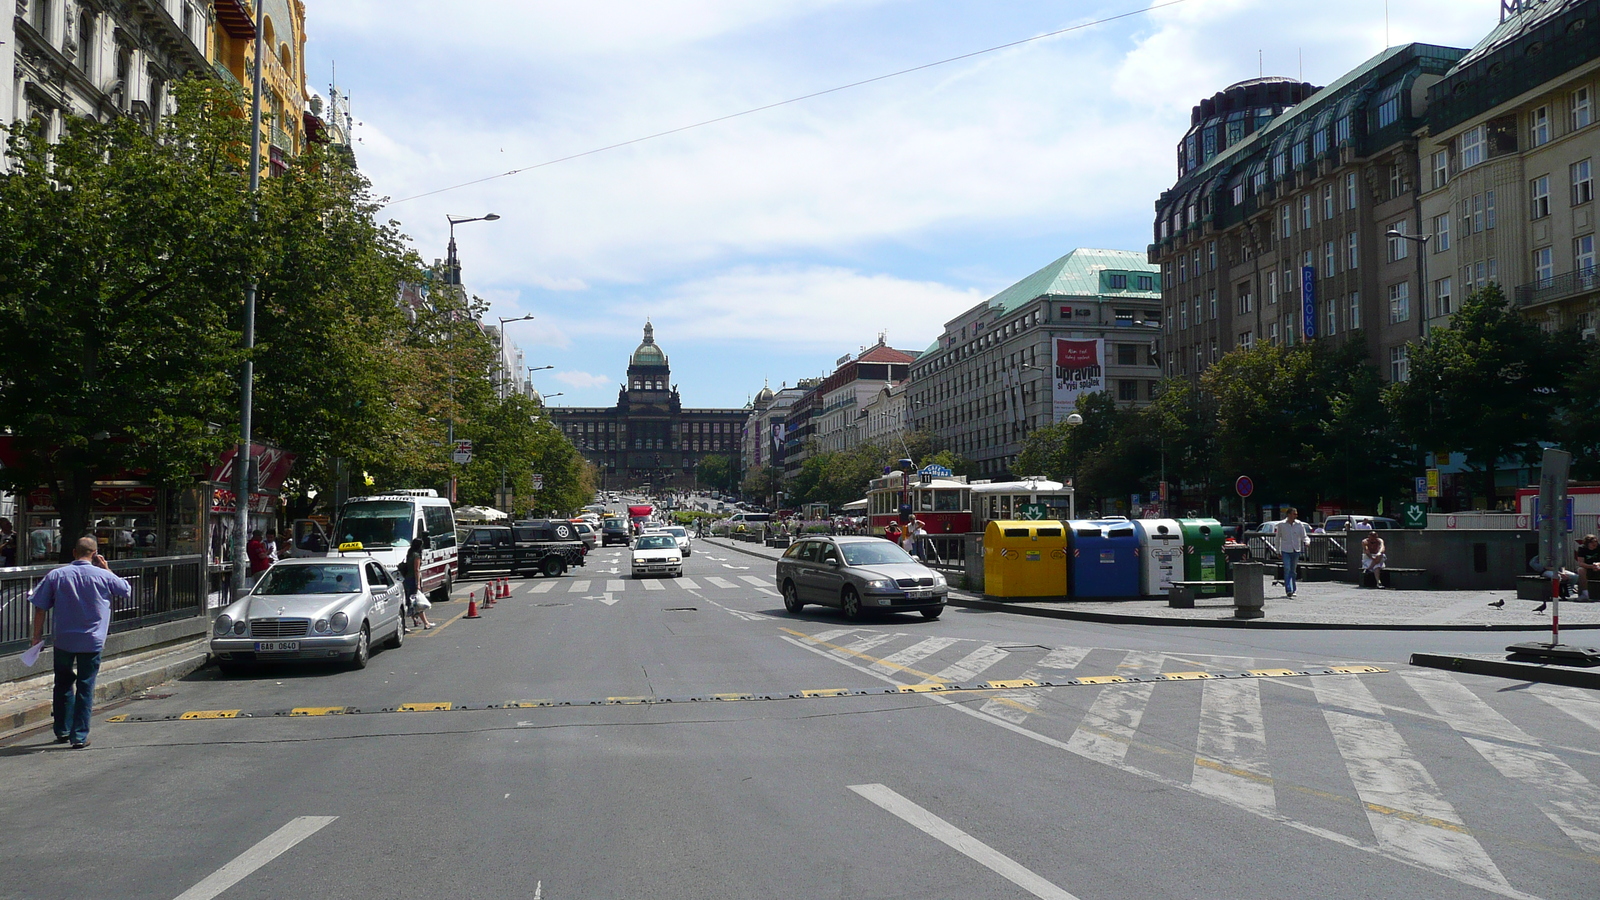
[1051,337,1106,419]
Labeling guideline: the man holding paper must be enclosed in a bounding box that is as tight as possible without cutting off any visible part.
[28,537,131,749]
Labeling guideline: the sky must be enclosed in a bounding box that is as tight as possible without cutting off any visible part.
[304,0,1501,410]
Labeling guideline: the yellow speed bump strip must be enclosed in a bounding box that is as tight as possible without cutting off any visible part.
[109,666,1388,725]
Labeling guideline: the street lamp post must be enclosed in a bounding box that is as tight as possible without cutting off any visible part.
[495,313,535,399]
[1386,229,1431,339]
[230,0,267,596]
[441,213,499,501]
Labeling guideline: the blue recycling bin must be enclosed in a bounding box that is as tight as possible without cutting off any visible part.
[1067,519,1141,599]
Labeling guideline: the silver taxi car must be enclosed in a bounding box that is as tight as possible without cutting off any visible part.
[776,535,946,620]
[210,555,406,674]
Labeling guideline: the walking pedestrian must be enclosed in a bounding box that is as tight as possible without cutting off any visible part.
[1274,507,1313,598]
[403,538,432,630]
[28,537,131,749]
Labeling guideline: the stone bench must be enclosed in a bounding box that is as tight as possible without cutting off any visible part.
[1361,567,1427,590]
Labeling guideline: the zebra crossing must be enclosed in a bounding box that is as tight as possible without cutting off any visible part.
[782,625,1600,900]
[482,573,778,597]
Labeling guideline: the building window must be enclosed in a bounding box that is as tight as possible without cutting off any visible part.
[1530,105,1550,147]
[1434,213,1450,251]
[1117,343,1138,365]
[1107,273,1127,289]
[1280,204,1292,239]
[1267,270,1277,303]
[1118,380,1139,401]
[1336,115,1351,144]
[1389,164,1405,199]
[1434,276,1453,318]
[1292,140,1308,168]
[1578,235,1597,274]
[1237,283,1253,314]
[1431,150,1449,189]
[1573,87,1593,131]
[1322,184,1334,220]
[1347,232,1359,269]
[1390,345,1409,382]
[1528,175,1551,220]
[1208,241,1217,271]
[1238,330,1253,348]
[1349,292,1361,331]
[1208,288,1218,319]
[1533,247,1554,284]
[1486,190,1496,229]
[1387,221,1409,261]
[1377,95,1401,128]
[1178,257,1187,283]
[1345,172,1358,210]
[1300,194,1312,229]
[1326,299,1337,336]
[1388,282,1410,323]
[1574,159,1594,206]
[1268,322,1279,345]
[1459,125,1486,169]
[1313,127,1329,156]
[1324,241,1336,277]
[1137,274,1154,291]
[1180,300,1188,330]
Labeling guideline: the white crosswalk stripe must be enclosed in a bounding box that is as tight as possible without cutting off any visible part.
[605,579,625,592]
[1403,672,1600,854]
[1191,677,1274,816]
[831,632,902,660]
[933,644,1012,683]
[809,628,860,644]
[1312,674,1510,893]
[1035,647,1092,670]
[737,575,771,587]
[529,581,556,594]
[676,577,701,590]
[1064,651,1165,767]
[567,580,591,593]
[870,637,962,677]
[705,576,737,589]
[1533,684,1600,734]
[642,579,665,591]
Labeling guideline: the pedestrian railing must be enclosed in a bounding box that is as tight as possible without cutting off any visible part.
[0,555,207,657]
[917,535,967,571]
[1245,533,1334,565]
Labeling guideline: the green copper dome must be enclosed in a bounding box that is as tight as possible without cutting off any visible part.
[631,321,667,367]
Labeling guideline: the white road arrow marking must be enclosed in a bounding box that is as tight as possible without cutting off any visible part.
[584,593,620,606]
[721,564,749,570]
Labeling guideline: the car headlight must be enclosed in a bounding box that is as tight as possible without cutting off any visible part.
[213,614,232,636]
[865,579,895,591]
[931,573,947,588]
[669,557,680,564]
[233,619,248,635]
[314,618,331,634]
[331,612,348,633]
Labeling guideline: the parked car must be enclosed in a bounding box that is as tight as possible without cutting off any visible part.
[776,535,946,620]
[210,556,405,674]
[601,518,631,546]
[631,533,683,578]
[456,522,585,579]
[1321,515,1400,532]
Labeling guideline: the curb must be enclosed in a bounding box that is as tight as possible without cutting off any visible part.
[0,642,211,742]
[1410,652,1600,689]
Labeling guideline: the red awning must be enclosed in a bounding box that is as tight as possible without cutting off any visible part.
[214,0,257,39]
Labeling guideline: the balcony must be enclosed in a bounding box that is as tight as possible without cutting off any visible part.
[1514,268,1599,309]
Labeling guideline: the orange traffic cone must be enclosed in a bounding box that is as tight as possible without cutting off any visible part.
[465,591,481,618]
[500,578,510,599]
[484,583,495,607]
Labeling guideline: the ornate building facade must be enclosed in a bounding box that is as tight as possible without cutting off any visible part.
[549,323,747,490]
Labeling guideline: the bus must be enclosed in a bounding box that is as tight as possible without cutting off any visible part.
[331,490,458,603]
[866,471,972,536]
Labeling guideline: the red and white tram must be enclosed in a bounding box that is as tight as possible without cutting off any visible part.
[865,471,972,536]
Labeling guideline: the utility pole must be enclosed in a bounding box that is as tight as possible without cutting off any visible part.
[231,1,266,596]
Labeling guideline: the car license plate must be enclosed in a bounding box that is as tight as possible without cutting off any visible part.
[907,590,930,600]
[254,641,299,652]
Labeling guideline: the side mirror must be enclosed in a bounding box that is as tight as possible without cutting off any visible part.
[826,558,841,568]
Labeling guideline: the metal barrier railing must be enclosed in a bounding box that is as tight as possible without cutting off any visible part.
[1,555,207,656]
[916,535,967,570]
[1245,533,1335,565]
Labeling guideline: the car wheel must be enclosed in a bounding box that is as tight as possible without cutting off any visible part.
[782,581,804,614]
[429,576,452,605]
[349,624,370,670]
[543,556,564,578]
[920,607,943,620]
[386,618,404,649]
[840,587,862,620]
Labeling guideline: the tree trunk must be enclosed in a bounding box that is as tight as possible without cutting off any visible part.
[52,468,97,563]
[1484,457,1498,511]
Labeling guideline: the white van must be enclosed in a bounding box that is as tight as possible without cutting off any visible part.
[714,511,771,535]
[331,490,458,603]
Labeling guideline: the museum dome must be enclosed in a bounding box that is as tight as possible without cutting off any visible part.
[630,321,667,367]
[753,380,775,409]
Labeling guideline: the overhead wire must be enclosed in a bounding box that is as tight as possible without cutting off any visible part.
[383,0,1192,206]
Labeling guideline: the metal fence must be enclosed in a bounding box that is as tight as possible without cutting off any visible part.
[1245,532,1340,565]
[1426,511,1600,535]
[916,535,967,570]
[1,555,207,656]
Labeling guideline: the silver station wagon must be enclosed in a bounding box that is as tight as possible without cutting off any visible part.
[210,556,406,674]
[776,536,947,620]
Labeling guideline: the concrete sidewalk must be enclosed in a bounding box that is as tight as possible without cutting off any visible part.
[701,535,1600,632]
[0,638,211,743]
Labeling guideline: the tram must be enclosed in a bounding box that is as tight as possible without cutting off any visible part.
[970,478,1076,530]
[865,471,972,536]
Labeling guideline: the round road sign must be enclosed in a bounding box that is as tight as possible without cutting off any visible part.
[1235,475,1254,498]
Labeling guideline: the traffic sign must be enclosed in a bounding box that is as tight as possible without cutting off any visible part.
[531,473,544,490]
[1235,476,1254,498]
[451,440,473,465]
[1414,476,1427,504]
[1018,503,1051,521]
[1402,502,1428,529]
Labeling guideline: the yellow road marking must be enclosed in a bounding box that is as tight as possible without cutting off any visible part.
[1160,671,1214,680]
[985,679,1039,689]
[990,696,1040,714]
[398,702,452,712]
[1074,675,1127,684]
[179,710,239,720]
[507,700,555,708]
[289,707,345,717]
[713,693,754,701]
[780,627,948,683]
[1246,668,1302,677]
[105,714,128,723]
[1326,665,1386,674]
[802,689,850,698]
[895,683,946,693]
[605,696,651,704]
[411,608,469,638]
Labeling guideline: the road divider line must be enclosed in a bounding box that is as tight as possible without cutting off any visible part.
[849,784,1080,900]
[411,607,468,638]
[172,815,337,900]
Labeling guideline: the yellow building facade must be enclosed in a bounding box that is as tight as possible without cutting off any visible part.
[211,0,308,171]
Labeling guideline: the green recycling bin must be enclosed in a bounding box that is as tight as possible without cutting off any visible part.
[1177,518,1227,596]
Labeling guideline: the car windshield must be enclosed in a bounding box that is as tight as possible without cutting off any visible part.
[840,541,915,566]
[337,500,413,549]
[667,527,687,537]
[254,564,362,595]
[636,535,676,550]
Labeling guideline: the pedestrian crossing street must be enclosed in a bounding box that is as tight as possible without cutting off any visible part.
[784,625,1600,900]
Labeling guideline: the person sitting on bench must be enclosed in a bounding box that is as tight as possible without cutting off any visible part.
[1361,532,1388,588]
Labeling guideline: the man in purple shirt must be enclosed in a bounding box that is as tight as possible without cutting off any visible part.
[29,536,131,749]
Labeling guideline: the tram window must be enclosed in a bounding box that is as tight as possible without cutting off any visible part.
[917,489,932,510]
[934,490,963,512]
[1003,528,1029,538]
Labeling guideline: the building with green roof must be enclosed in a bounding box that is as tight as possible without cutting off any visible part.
[905,248,1162,482]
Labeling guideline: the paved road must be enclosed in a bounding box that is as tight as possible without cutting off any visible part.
[1,538,1596,899]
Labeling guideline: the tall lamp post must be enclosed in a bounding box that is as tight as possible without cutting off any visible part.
[441,213,499,501]
[495,314,535,399]
[231,0,267,596]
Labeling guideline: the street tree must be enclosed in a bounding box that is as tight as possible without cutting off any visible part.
[0,80,258,554]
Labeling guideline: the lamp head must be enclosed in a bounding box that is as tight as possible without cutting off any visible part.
[1066,413,1084,426]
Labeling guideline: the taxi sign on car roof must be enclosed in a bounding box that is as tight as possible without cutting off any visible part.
[337,541,366,554]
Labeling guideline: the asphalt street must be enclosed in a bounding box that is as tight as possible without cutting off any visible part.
[1,535,1596,899]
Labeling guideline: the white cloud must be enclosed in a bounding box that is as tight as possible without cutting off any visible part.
[555,370,615,390]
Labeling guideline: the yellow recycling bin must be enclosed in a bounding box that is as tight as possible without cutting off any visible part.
[983,520,1068,600]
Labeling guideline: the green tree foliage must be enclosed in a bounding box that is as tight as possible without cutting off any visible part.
[0,80,257,553]
[695,454,740,494]
[782,432,967,509]
[1384,285,1580,501]
[1562,338,1600,480]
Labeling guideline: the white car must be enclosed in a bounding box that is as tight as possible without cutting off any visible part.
[631,533,683,578]
[663,525,692,557]
[572,521,599,550]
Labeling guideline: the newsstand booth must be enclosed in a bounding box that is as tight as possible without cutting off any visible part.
[1066,519,1141,600]
[1133,518,1184,598]
[982,520,1068,601]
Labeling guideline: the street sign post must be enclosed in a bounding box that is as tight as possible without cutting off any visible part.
[1234,476,1253,498]
[1414,476,1427,504]
[1401,502,1427,529]
[531,473,544,491]
[452,440,473,465]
